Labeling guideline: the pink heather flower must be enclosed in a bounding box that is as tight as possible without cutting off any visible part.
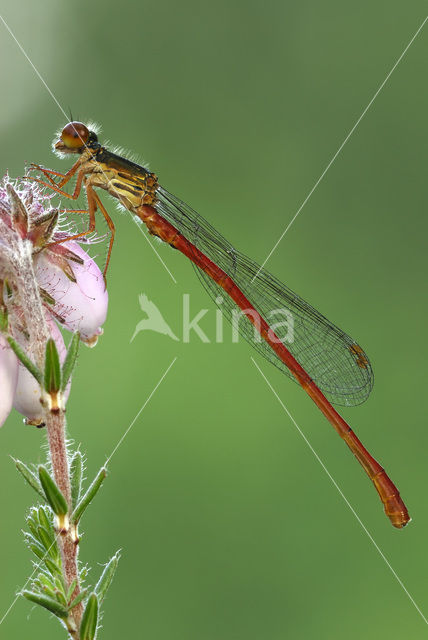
[0,175,108,345]
[0,334,19,427]
[0,175,109,426]
[34,240,108,345]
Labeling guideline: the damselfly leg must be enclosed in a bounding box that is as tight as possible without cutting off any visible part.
[26,165,116,276]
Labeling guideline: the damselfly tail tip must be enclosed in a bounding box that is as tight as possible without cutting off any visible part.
[388,510,411,529]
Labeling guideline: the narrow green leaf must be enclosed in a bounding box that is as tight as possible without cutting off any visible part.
[44,338,61,393]
[66,579,78,603]
[13,458,45,498]
[54,574,68,597]
[61,332,80,391]
[38,506,53,533]
[0,311,7,332]
[28,505,40,519]
[37,526,57,559]
[70,450,83,508]
[32,577,45,592]
[80,593,98,640]
[37,572,55,589]
[41,585,57,600]
[38,573,55,591]
[68,589,88,611]
[44,557,61,577]
[24,531,44,548]
[38,466,68,517]
[27,521,39,540]
[6,336,42,384]
[95,551,121,603]
[22,590,68,618]
[29,543,45,561]
[54,585,68,608]
[72,467,107,524]
[0,296,8,332]
[35,567,53,582]
[37,522,54,545]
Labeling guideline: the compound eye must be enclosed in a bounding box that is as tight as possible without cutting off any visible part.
[61,122,89,148]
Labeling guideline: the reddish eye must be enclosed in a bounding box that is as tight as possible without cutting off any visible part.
[61,121,89,148]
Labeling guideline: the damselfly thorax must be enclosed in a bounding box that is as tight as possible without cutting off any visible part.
[89,148,158,210]
[71,144,159,211]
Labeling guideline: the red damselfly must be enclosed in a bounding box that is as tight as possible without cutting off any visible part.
[27,122,410,528]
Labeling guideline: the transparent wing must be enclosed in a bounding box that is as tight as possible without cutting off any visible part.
[157,187,374,407]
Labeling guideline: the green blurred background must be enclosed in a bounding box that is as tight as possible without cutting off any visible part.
[0,1,427,638]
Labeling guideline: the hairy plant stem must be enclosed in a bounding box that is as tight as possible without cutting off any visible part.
[46,409,83,637]
[0,184,108,638]
[0,194,83,637]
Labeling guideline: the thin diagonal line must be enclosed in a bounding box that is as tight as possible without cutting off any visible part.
[251,357,428,626]
[0,533,60,627]
[0,358,176,627]
[0,13,177,284]
[131,215,177,283]
[253,15,428,280]
[105,357,177,466]
[0,15,67,118]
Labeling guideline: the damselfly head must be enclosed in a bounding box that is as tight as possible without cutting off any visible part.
[54,121,98,155]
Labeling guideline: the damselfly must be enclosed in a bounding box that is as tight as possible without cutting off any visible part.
[28,122,410,528]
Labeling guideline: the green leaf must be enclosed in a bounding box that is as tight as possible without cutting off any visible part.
[37,526,57,559]
[54,585,68,608]
[44,338,61,394]
[37,522,54,544]
[13,458,45,498]
[61,332,80,391]
[24,530,44,548]
[6,336,42,384]
[80,593,99,640]
[38,506,53,533]
[28,543,46,562]
[54,574,68,597]
[95,551,121,603]
[70,450,83,508]
[68,589,88,611]
[26,508,40,536]
[37,573,55,591]
[40,584,57,600]
[44,557,61,577]
[22,590,68,618]
[38,466,68,517]
[27,517,39,540]
[66,579,78,603]
[72,467,107,524]
[0,296,8,332]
